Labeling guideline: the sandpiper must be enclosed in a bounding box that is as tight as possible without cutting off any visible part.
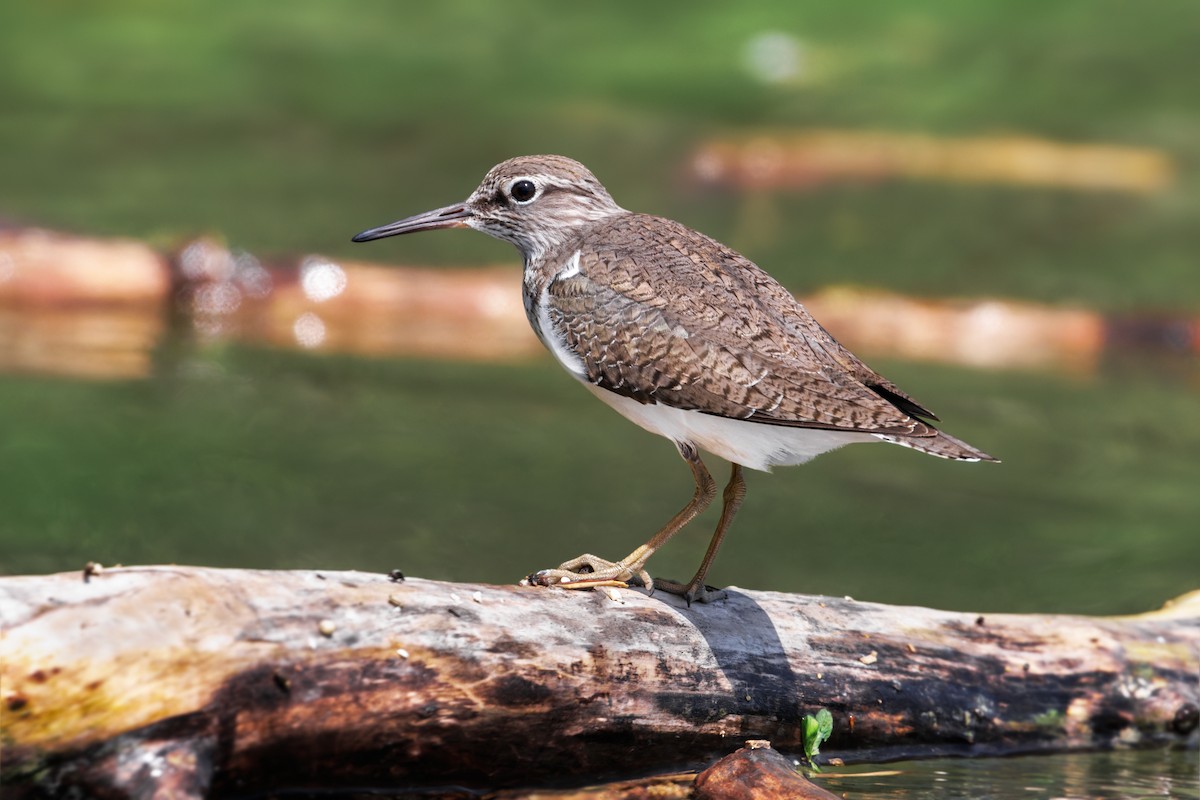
[353,155,996,603]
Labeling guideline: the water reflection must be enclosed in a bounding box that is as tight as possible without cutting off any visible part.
[820,750,1198,799]
[3,228,1195,382]
[0,307,163,379]
[0,227,170,378]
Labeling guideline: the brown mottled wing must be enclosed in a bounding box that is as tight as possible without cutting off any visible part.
[542,214,934,436]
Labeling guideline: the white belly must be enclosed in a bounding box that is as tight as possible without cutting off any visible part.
[584,384,874,472]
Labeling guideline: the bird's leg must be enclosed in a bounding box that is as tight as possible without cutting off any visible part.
[527,442,717,593]
[654,463,745,605]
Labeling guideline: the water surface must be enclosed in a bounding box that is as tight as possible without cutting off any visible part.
[2,342,1195,617]
[820,750,1198,799]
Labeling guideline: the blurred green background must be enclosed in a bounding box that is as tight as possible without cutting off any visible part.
[1,1,1198,616]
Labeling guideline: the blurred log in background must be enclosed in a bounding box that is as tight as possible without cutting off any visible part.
[2,226,1196,382]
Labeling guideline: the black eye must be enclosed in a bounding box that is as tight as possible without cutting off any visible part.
[509,179,537,203]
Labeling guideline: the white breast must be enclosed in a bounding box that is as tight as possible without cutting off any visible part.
[527,250,587,378]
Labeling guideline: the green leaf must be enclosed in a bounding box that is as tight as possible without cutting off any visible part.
[802,708,835,764]
[815,708,833,743]
[803,716,819,757]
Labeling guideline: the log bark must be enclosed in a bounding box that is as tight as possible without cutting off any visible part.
[1,566,1197,798]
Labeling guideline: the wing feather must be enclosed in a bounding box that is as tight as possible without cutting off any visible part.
[541,215,936,436]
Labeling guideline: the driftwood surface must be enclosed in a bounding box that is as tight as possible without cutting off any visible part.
[1,565,1198,798]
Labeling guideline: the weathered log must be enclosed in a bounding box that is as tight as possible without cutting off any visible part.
[1,566,1197,798]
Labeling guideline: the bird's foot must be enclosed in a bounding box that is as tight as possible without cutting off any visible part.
[524,553,653,594]
[651,577,728,606]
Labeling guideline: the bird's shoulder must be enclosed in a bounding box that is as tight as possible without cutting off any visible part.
[567,213,759,304]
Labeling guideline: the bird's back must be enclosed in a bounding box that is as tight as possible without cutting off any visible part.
[539,212,995,462]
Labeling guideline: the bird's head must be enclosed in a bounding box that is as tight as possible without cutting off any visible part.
[352,155,625,262]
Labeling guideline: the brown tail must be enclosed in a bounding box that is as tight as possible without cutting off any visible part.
[874,430,999,462]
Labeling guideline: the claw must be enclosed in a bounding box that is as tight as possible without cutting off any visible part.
[686,585,728,605]
[653,578,728,606]
[525,553,651,595]
[526,568,628,590]
[634,569,654,593]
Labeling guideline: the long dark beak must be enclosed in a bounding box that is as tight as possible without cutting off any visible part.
[351,203,472,242]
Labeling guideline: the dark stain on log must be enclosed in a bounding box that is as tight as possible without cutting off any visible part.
[1088,695,1135,739]
[654,691,736,724]
[940,618,1057,652]
[444,654,490,684]
[486,674,555,707]
[586,643,642,685]
[197,651,601,793]
[485,634,540,660]
[220,664,300,710]
[177,645,746,795]
[445,605,483,625]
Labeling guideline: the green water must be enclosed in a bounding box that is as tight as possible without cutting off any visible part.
[821,750,1198,799]
[2,1,1200,311]
[2,345,1196,617]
